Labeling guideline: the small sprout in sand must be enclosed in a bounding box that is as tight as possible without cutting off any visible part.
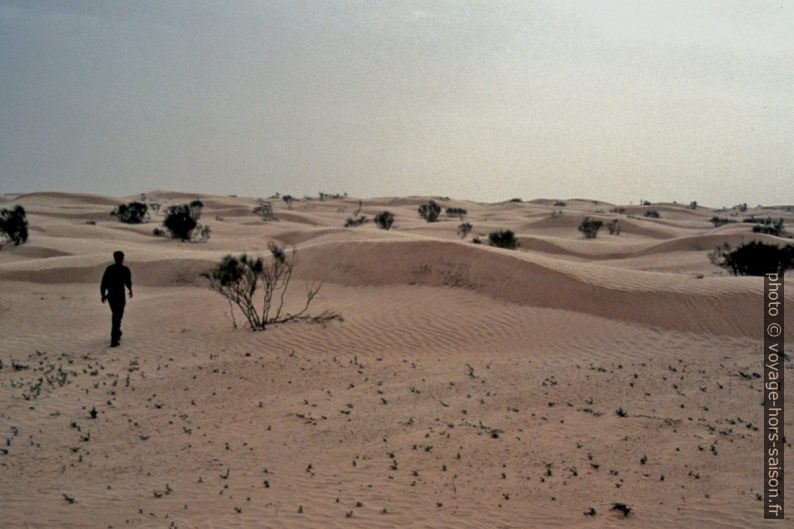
[615,407,628,417]
[63,493,76,504]
[584,507,596,516]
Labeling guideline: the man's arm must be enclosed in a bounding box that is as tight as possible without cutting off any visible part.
[126,267,133,298]
[100,267,109,302]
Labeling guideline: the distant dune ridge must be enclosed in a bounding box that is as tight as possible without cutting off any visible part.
[0,192,792,528]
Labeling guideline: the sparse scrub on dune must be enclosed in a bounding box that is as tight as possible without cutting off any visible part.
[605,219,621,235]
[162,201,210,242]
[644,210,660,219]
[445,207,467,219]
[578,217,603,239]
[318,191,346,200]
[710,241,794,276]
[418,200,441,222]
[457,222,472,239]
[0,205,28,248]
[282,195,295,209]
[488,230,518,250]
[203,243,336,331]
[111,201,149,224]
[609,207,626,214]
[472,236,482,244]
[640,200,651,206]
[689,201,698,210]
[509,198,522,203]
[553,200,566,207]
[744,216,784,236]
[374,211,394,230]
[710,216,737,227]
[734,202,748,212]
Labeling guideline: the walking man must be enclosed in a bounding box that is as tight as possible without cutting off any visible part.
[100,250,133,347]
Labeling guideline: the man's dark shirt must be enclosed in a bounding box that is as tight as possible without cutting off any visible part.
[101,263,132,301]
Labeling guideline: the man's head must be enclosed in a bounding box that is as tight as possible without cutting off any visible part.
[113,250,125,264]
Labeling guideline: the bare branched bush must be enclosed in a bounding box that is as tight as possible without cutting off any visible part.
[203,244,335,331]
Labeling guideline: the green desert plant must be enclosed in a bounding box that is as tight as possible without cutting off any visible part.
[253,200,276,221]
[374,211,394,230]
[162,202,209,241]
[578,217,603,239]
[418,200,441,222]
[488,230,518,249]
[203,244,334,331]
[709,241,794,276]
[0,205,28,247]
[710,216,736,227]
[445,207,467,219]
[744,217,784,236]
[111,201,148,224]
[344,215,368,228]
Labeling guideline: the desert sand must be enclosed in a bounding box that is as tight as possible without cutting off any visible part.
[1,191,792,528]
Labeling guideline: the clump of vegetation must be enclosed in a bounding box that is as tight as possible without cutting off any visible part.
[710,216,737,227]
[488,230,518,250]
[445,207,467,219]
[282,195,295,209]
[0,205,28,247]
[734,202,748,212]
[111,201,148,224]
[578,217,603,239]
[162,201,210,242]
[709,241,794,276]
[611,503,632,517]
[344,215,368,227]
[318,191,346,201]
[509,198,522,203]
[472,236,482,244]
[644,210,660,219]
[374,211,394,230]
[689,201,698,210]
[418,200,441,222]
[640,200,651,206]
[203,244,335,331]
[457,222,472,239]
[606,219,621,235]
[553,200,567,207]
[152,227,165,237]
[744,217,784,236]
[253,200,276,221]
[609,207,626,214]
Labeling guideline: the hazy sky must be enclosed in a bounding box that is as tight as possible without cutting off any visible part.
[1,1,792,205]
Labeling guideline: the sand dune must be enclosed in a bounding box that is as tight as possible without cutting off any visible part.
[0,192,792,528]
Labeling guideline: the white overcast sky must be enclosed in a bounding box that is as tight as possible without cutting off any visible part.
[1,1,792,205]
